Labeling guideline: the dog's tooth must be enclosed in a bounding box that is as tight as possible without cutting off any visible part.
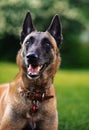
[28,65,41,75]
[28,64,31,69]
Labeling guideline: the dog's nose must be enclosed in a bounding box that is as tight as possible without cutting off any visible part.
[26,52,38,60]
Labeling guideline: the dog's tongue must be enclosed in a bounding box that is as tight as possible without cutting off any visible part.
[28,65,41,75]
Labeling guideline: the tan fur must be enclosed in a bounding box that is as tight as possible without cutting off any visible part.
[0,30,60,130]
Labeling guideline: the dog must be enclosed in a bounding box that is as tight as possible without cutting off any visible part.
[0,12,62,130]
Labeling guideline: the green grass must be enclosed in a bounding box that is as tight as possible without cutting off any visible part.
[0,62,18,83]
[0,62,89,130]
[54,70,89,130]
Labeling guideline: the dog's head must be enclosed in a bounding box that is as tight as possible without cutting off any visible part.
[17,12,62,79]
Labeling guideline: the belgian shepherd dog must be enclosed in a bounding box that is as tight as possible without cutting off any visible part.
[0,12,62,130]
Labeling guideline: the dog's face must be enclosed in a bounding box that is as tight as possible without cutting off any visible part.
[19,12,62,79]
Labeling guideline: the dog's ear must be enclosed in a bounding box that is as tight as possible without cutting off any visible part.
[20,11,35,43]
[48,15,63,47]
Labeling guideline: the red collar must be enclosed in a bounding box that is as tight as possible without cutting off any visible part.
[18,86,54,113]
[19,86,53,101]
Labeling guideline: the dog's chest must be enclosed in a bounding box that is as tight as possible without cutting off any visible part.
[23,101,42,130]
[26,100,41,116]
[18,86,53,114]
[17,86,54,129]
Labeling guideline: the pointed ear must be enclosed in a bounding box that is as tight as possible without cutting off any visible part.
[48,15,63,47]
[20,11,35,43]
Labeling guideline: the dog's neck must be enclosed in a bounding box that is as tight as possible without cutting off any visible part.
[18,79,54,114]
[16,72,54,115]
[21,71,53,92]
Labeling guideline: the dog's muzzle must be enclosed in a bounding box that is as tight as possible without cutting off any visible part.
[26,52,47,79]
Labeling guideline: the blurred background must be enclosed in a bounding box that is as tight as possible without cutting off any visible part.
[0,0,89,130]
[0,0,89,68]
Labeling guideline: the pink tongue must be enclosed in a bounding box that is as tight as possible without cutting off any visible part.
[28,65,41,75]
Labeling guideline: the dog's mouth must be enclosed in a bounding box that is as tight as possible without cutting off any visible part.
[27,64,46,79]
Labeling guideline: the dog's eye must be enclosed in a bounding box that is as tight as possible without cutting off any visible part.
[26,41,29,45]
[25,37,35,46]
[29,36,35,45]
[46,41,50,47]
[25,41,29,51]
[42,38,53,49]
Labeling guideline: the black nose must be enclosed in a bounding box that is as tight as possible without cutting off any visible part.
[26,52,38,61]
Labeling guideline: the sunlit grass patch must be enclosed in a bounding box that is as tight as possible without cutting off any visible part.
[54,70,89,87]
[54,70,89,130]
[0,62,18,83]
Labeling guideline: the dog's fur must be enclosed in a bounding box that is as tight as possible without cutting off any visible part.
[0,12,62,130]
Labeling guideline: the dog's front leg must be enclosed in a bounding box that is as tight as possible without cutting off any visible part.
[0,105,25,130]
[39,120,58,130]
[39,112,58,130]
[0,116,26,130]
[0,120,12,130]
[0,116,13,130]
